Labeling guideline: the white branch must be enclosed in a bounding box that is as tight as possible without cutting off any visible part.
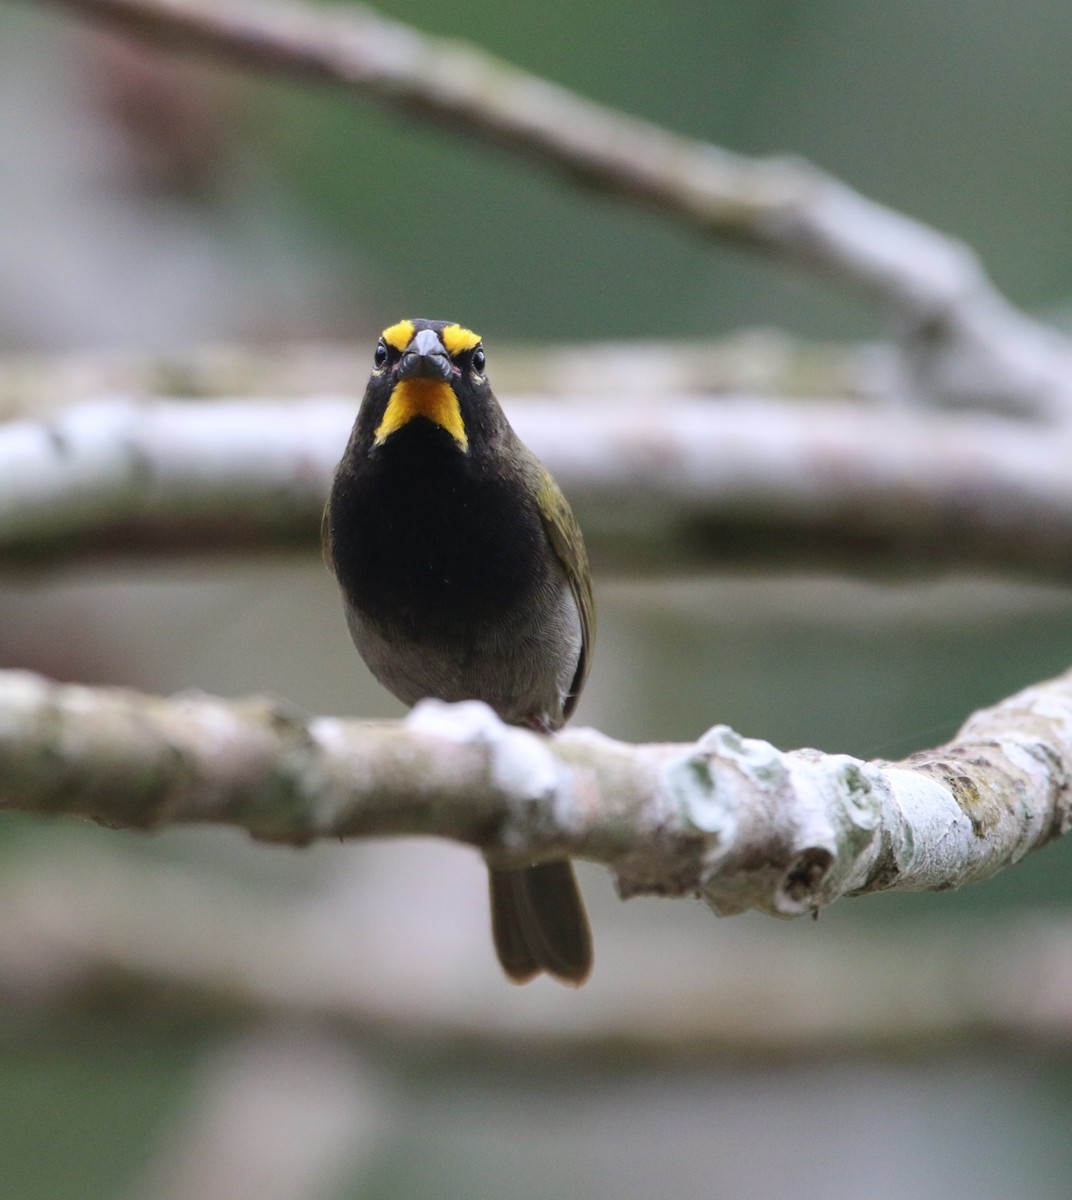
[5,394,1072,577]
[0,668,1069,917]
[40,0,1072,417]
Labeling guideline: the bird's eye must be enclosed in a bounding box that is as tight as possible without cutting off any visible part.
[472,347,486,374]
[373,342,388,369]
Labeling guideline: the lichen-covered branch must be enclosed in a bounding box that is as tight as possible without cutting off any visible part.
[1,668,1069,917]
[42,0,1072,416]
[7,394,1072,578]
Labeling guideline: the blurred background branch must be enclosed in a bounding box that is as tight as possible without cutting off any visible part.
[6,391,1072,579]
[41,0,1072,419]
[3,840,1072,1060]
[0,332,892,416]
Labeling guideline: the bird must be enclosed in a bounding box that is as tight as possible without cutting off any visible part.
[324,318,594,986]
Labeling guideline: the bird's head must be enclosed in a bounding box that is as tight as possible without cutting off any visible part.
[358,317,494,454]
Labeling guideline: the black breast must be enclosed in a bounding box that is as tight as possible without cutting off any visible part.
[329,419,549,640]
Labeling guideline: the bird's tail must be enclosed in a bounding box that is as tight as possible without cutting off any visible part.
[489,861,592,986]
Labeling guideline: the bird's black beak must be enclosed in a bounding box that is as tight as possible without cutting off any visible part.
[397,329,453,380]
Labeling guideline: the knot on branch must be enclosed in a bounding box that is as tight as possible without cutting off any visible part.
[660,728,887,918]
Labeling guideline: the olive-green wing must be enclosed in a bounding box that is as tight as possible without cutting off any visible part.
[535,466,594,719]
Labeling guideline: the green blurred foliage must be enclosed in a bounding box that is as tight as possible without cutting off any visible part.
[0,1022,199,1200]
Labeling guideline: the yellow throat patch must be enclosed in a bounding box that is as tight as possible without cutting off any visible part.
[374,378,468,450]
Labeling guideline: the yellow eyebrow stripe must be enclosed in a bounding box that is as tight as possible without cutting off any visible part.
[374,379,469,451]
[441,324,481,356]
[381,319,416,352]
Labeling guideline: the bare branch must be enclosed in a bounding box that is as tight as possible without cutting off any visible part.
[41,0,1072,416]
[6,394,1072,578]
[1,667,1070,917]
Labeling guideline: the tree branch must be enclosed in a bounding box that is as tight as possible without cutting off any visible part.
[42,0,1072,417]
[1,667,1069,916]
[7,394,1072,578]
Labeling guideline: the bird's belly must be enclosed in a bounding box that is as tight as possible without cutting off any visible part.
[345,577,582,728]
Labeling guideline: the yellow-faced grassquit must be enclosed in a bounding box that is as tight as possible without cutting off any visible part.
[325,318,594,985]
